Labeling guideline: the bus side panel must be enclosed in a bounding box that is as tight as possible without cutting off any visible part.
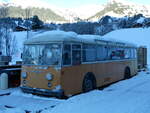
[61,65,86,96]
[94,63,107,87]
[94,61,129,87]
[60,60,137,96]
[97,60,137,86]
[61,62,124,96]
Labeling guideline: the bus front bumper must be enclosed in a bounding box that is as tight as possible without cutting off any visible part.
[20,86,64,98]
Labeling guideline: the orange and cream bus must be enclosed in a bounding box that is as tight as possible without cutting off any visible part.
[21,30,137,98]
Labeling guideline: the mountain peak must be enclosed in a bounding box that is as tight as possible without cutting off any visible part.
[109,0,126,3]
[88,0,150,21]
[108,0,136,5]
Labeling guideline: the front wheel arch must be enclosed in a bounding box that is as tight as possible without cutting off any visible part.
[82,72,97,92]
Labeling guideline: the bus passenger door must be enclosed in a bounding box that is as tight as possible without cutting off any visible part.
[61,44,83,95]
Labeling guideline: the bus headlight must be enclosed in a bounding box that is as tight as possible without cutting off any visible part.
[21,72,27,79]
[45,73,53,81]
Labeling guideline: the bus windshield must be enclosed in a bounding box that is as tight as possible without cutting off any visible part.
[22,44,61,65]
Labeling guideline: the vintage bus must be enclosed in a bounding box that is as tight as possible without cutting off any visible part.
[20,30,137,98]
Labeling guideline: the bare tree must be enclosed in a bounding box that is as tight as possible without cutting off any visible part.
[10,35,18,56]
[25,7,32,39]
[0,4,14,56]
[0,3,9,18]
[0,29,4,54]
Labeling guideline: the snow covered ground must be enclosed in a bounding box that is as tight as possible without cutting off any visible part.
[43,71,150,113]
[0,71,150,113]
[0,88,64,113]
[0,28,150,113]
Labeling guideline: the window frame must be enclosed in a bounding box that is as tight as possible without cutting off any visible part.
[72,44,82,65]
[62,43,72,66]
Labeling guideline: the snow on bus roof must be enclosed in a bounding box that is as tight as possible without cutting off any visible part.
[77,34,102,44]
[24,30,136,47]
[24,30,78,44]
[102,36,137,47]
[78,34,136,47]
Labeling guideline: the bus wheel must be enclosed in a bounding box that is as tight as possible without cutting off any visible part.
[82,73,96,92]
[124,67,131,79]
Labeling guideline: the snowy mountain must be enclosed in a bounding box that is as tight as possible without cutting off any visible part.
[69,4,104,20]
[89,0,150,21]
[0,0,67,23]
[1,0,150,22]
[0,0,76,22]
[57,0,150,21]
[0,0,104,21]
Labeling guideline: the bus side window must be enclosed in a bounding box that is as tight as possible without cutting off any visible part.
[72,44,81,65]
[131,48,136,59]
[134,48,137,58]
[63,44,71,65]
[108,46,116,60]
[82,44,96,62]
[125,48,131,59]
[96,46,107,61]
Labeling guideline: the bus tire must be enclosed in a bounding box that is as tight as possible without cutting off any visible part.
[124,67,131,79]
[82,73,96,92]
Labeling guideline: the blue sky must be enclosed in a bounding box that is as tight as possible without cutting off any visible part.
[44,0,150,8]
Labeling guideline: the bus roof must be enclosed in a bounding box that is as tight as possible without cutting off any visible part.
[24,30,78,44]
[24,30,137,48]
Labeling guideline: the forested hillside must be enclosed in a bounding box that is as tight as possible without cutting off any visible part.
[0,5,66,22]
